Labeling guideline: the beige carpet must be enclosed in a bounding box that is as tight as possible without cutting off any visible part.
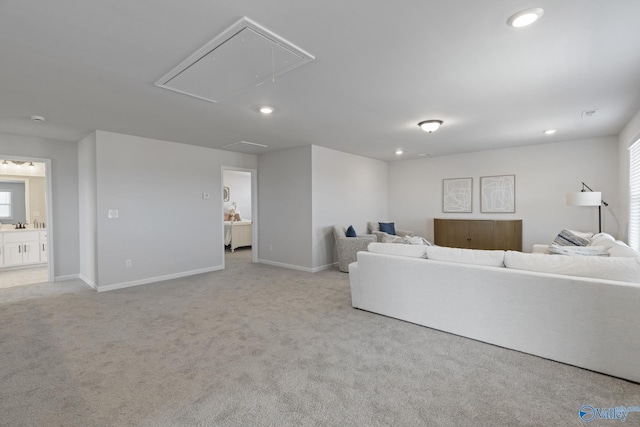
[1,249,639,426]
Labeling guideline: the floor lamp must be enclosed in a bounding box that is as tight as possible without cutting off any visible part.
[566,182,609,233]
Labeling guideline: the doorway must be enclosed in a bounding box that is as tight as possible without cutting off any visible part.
[0,157,53,288]
[222,167,257,266]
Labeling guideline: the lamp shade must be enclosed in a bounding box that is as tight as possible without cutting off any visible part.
[566,191,602,206]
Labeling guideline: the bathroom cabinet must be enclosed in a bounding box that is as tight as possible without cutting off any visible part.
[0,230,47,268]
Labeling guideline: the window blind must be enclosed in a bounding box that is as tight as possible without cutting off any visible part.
[629,139,640,250]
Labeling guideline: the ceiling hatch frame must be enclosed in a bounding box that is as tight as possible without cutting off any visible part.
[154,17,315,103]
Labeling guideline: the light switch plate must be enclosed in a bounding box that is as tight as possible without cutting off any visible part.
[108,209,119,219]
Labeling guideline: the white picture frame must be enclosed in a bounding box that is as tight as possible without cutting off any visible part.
[481,174,515,213]
[442,177,473,213]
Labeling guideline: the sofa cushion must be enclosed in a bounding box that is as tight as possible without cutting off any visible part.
[379,222,396,235]
[425,246,505,267]
[608,241,640,257]
[367,242,427,258]
[553,229,590,246]
[346,225,357,237]
[504,251,640,283]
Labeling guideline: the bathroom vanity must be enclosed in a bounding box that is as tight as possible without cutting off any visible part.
[0,229,47,268]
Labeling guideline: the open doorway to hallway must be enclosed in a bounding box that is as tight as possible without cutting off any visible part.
[222,168,257,265]
[0,158,52,289]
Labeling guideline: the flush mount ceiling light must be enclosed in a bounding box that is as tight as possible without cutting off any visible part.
[418,120,443,133]
[259,106,274,114]
[507,8,544,28]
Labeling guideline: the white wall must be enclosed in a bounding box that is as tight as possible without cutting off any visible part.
[258,146,313,270]
[0,133,79,279]
[311,145,388,269]
[78,132,98,287]
[617,107,640,242]
[223,170,252,221]
[389,137,619,252]
[93,131,256,290]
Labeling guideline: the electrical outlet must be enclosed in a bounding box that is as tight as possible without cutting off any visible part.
[125,259,132,268]
[108,209,119,219]
[202,192,210,199]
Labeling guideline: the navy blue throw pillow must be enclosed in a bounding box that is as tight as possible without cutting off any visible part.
[346,225,357,237]
[379,222,396,235]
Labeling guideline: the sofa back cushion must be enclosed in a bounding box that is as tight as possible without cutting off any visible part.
[608,241,640,257]
[425,246,505,267]
[367,242,427,258]
[504,251,640,283]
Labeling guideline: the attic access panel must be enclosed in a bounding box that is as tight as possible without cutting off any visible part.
[155,17,315,103]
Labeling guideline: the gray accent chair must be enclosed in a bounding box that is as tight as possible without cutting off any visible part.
[367,221,414,242]
[333,226,376,272]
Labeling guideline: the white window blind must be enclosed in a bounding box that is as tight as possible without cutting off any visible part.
[629,139,640,250]
[0,190,12,218]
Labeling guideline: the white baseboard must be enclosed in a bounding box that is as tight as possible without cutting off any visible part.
[79,274,98,290]
[55,273,80,282]
[96,266,224,292]
[257,259,336,273]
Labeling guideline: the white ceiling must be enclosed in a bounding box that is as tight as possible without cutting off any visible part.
[1,0,639,161]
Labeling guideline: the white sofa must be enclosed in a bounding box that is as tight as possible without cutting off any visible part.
[349,243,640,383]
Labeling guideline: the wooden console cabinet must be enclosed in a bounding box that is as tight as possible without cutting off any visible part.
[434,219,522,251]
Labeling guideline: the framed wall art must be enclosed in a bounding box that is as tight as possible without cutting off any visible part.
[480,174,515,213]
[442,177,472,213]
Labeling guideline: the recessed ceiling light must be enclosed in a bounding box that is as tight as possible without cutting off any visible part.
[395,149,404,155]
[30,115,45,122]
[418,153,434,157]
[259,106,274,114]
[544,129,557,135]
[507,8,544,28]
[418,120,443,133]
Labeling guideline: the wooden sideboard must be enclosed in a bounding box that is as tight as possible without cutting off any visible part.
[434,219,522,251]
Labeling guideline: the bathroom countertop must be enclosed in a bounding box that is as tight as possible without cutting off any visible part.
[0,228,46,232]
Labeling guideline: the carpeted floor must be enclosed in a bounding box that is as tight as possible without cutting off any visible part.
[1,249,639,426]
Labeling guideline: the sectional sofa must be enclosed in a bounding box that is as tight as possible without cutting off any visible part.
[348,242,640,383]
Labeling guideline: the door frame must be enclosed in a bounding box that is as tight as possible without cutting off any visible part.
[221,166,258,265]
[0,155,54,282]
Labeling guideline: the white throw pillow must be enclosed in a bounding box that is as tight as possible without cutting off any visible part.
[425,246,505,267]
[504,251,640,283]
[589,233,616,249]
[367,242,427,258]
[382,234,404,243]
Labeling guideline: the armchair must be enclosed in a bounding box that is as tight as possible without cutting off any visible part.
[367,221,414,243]
[333,226,376,272]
